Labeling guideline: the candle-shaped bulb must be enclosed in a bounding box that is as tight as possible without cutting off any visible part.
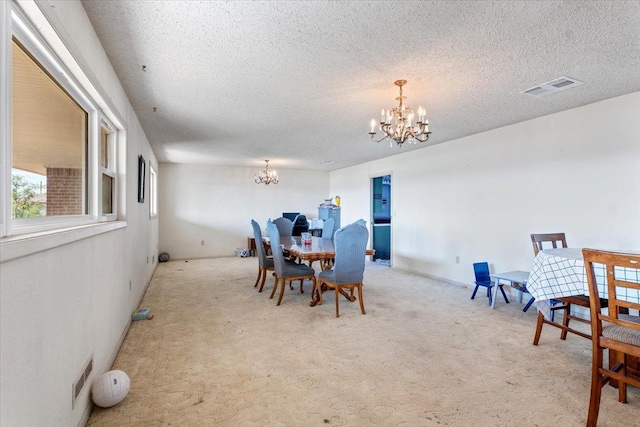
[380,109,385,123]
[370,119,376,133]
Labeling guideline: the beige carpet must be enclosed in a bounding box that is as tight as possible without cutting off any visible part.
[86,257,640,426]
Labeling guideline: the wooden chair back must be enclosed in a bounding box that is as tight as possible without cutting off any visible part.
[583,248,640,337]
[530,233,567,256]
[582,248,640,426]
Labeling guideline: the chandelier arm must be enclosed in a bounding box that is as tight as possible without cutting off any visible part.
[413,132,431,143]
[373,135,390,143]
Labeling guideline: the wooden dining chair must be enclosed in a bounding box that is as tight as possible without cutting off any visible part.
[530,233,607,345]
[530,232,567,255]
[315,223,368,317]
[250,220,274,292]
[583,249,640,427]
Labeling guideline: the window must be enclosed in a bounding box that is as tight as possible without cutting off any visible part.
[149,164,157,218]
[100,123,116,219]
[12,38,88,220]
[1,4,122,237]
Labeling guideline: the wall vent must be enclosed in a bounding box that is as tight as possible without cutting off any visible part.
[521,76,584,98]
[72,354,94,408]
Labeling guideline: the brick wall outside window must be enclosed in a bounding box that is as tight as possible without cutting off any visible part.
[46,167,83,215]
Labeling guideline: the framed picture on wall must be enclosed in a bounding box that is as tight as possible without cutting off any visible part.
[138,155,146,203]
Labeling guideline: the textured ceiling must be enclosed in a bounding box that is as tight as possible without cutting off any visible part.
[80,0,640,171]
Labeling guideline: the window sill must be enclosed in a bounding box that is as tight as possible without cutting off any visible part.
[0,221,127,263]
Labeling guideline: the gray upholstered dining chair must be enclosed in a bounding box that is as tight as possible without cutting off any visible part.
[314,222,368,317]
[273,217,293,238]
[355,219,367,227]
[250,219,274,292]
[266,221,316,306]
[322,217,335,240]
[273,216,294,267]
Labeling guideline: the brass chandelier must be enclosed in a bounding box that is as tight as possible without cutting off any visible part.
[255,160,279,186]
[369,79,431,147]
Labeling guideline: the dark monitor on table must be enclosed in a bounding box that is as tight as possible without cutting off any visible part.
[282,212,300,222]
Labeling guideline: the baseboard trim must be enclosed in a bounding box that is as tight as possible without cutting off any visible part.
[77,268,155,427]
[107,272,154,368]
[392,266,467,288]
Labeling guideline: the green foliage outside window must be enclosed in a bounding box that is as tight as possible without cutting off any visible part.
[12,175,45,218]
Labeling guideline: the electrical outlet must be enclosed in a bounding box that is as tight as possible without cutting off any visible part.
[146,256,149,264]
[455,256,460,264]
[201,240,205,246]
[129,280,132,291]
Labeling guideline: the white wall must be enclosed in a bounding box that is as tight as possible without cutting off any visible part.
[0,1,158,426]
[1,3,636,425]
[159,163,329,259]
[331,92,640,284]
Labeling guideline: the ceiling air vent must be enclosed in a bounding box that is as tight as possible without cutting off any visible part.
[521,76,583,98]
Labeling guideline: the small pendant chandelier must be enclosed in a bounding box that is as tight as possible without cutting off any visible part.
[255,160,279,186]
[369,79,431,147]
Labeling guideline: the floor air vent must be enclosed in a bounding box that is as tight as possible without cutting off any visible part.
[72,354,94,408]
[521,76,583,98]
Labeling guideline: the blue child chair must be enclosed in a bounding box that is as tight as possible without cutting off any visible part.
[471,262,509,306]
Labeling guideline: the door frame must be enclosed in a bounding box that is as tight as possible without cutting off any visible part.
[370,172,393,265]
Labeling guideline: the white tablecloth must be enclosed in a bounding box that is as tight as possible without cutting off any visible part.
[527,248,640,319]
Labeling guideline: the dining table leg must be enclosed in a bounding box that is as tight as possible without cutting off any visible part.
[491,279,500,309]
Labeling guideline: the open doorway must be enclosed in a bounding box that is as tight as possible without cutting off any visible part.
[371,175,391,266]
